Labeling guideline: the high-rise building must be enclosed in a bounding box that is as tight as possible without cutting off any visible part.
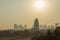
[14,24,17,30]
[24,25,27,30]
[33,18,39,31]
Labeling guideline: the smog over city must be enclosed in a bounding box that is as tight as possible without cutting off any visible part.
[0,0,60,40]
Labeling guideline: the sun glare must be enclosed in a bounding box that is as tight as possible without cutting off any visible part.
[35,1,45,8]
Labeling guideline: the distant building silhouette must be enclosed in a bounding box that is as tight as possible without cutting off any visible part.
[14,24,25,30]
[48,25,54,30]
[33,18,39,31]
[14,24,17,30]
[24,25,27,30]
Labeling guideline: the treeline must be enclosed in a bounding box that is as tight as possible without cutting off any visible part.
[0,30,31,37]
[0,30,42,37]
[0,27,60,40]
[31,27,60,40]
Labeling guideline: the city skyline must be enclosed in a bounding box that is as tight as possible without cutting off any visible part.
[0,0,60,30]
[0,18,59,30]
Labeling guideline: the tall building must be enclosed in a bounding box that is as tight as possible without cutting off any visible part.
[33,18,39,31]
[24,25,27,30]
[14,24,17,30]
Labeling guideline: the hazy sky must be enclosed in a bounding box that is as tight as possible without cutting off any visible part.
[0,0,60,30]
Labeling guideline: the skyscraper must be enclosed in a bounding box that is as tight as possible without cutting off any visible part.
[34,18,39,31]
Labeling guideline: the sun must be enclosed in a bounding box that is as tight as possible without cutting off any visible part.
[35,1,45,8]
